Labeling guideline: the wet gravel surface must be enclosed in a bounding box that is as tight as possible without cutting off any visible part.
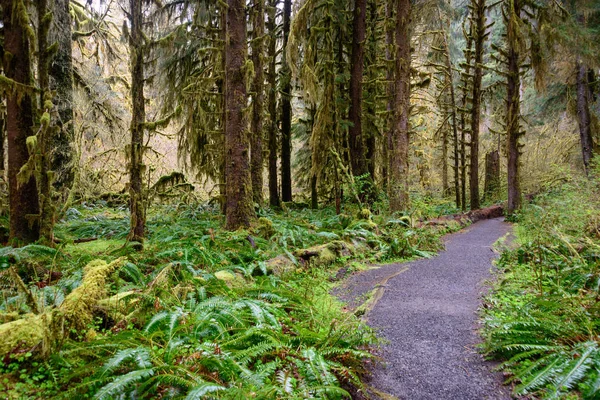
[338,217,513,399]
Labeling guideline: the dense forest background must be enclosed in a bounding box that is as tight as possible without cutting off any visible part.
[0,0,598,243]
[0,0,599,398]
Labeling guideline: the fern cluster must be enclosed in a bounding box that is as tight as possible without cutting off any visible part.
[56,269,375,399]
[482,176,600,399]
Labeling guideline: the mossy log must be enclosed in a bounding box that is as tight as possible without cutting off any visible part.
[0,257,126,358]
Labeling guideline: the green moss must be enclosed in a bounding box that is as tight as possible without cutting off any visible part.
[59,258,126,333]
[252,217,275,239]
[0,314,45,356]
[357,208,372,220]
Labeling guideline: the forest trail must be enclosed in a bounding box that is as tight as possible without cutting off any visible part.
[335,217,513,400]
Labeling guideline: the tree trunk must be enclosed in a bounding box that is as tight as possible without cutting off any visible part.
[506,0,522,215]
[365,0,377,185]
[128,0,146,243]
[311,174,318,209]
[250,0,265,205]
[2,0,41,244]
[280,0,292,202]
[576,59,594,174]
[440,29,461,209]
[483,150,500,199]
[469,0,486,210]
[49,0,75,191]
[383,0,395,191]
[348,0,367,180]
[0,109,4,173]
[442,110,449,195]
[388,0,411,212]
[225,0,255,229]
[459,22,473,212]
[266,0,279,207]
[38,0,56,243]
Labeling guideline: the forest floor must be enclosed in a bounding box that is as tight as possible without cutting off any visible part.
[335,217,514,399]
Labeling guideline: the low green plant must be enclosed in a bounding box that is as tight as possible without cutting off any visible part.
[482,176,600,399]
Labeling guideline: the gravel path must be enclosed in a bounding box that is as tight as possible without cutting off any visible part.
[336,217,513,400]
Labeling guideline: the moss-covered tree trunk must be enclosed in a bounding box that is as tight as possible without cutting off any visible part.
[128,0,146,243]
[250,0,265,205]
[266,0,279,207]
[506,0,522,215]
[441,105,449,195]
[280,0,292,203]
[49,0,75,191]
[388,0,411,212]
[0,103,5,173]
[459,22,473,212]
[383,0,395,191]
[37,0,56,243]
[364,0,377,184]
[348,0,367,180]
[2,0,41,244]
[576,59,594,175]
[469,0,486,210]
[439,28,461,209]
[225,0,255,229]
[483,150,500,200]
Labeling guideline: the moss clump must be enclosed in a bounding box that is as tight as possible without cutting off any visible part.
[357,208,372,220]
[265,254,295,275]
[214,270,245,287]
[59,257,126,334]
[252,217,275,239]
[0,314,45,356]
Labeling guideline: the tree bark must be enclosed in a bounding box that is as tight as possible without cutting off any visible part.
[250,0,265,205]
[49,0,75,191]
[506,0,522,215]
[266,0,279,207]
[0,101,5,173]
[442,107,449,195]
[128,0,146,243]
[38,0,56,243]
[576,59,594,174]
[280,0,292,202]
[383,0,395,191]
[348,0,367,179]
[2,0,41,244]
[439,29,461,209]
[483,150,500,199]
[225,0,255,229]
[469,0,486,210]
[459,22,473,212]
[388,0,411,212]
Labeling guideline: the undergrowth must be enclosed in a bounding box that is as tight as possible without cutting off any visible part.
[481,166,600,399]
[0,198,459,399]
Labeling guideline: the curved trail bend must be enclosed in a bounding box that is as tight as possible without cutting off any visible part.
[337,217,513,400]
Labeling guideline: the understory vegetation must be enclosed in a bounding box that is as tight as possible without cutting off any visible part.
[482,161,600,399]
[0,197,461,399]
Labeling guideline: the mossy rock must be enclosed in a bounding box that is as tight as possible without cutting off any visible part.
[294,240,354,267]
[265,255,295,275]
[214,270,245,287]
[252,217,276,239]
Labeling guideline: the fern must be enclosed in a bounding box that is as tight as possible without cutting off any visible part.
[184,382,226,399]
[94,368,154,400]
